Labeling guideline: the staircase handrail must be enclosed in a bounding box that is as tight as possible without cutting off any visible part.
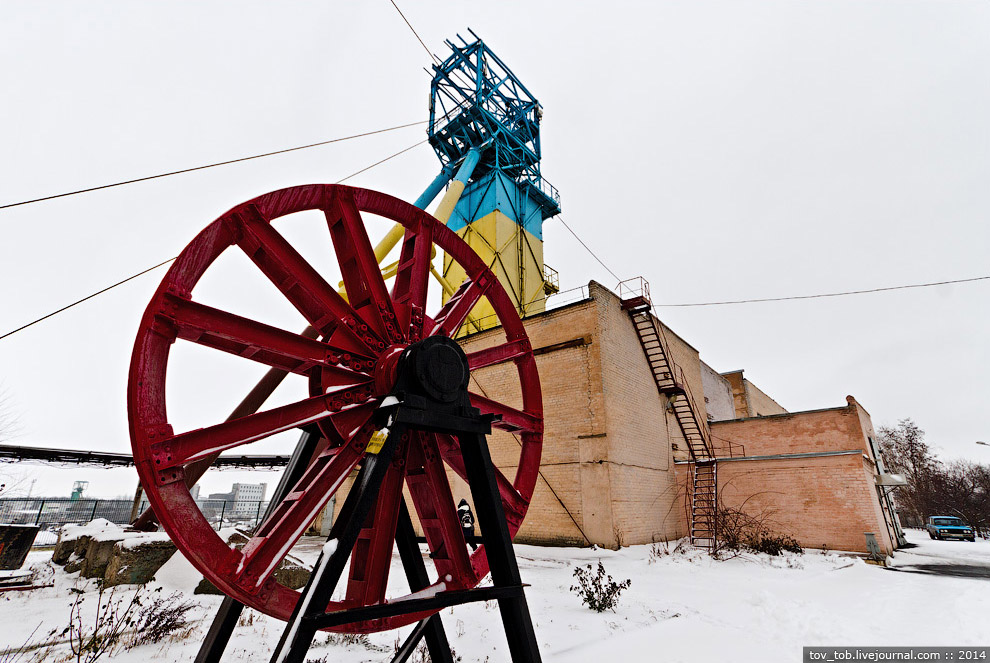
[674,364,714,459]
[710,437,746,458]
[617,276,651,303]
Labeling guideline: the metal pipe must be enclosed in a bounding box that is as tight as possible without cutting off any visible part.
[373,162,458,263]
[414,162,459,210]
[432,148,481,225]
[363,151,480,294]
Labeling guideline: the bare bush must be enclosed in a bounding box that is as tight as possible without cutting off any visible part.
[61,582,143,663]
[316,632,389,654]
[388,642,462,663]
[127,588,195,647]
[648,536,687,563]
[570,561,631,612]
[713,495,802,558]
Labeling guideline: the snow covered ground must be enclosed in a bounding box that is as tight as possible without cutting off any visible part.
[2,528,987,661]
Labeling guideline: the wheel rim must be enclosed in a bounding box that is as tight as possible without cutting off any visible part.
[128,184,543,632]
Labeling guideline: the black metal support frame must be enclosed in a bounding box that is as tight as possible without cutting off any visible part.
[262,401,543,663]
[196,335,542,663]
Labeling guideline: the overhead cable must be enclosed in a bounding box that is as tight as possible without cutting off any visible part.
[655,275,990,307]
[557,215,622,283]
[0,257,176,341]
[0,120,426,211]
[388,0,441,64]
[0,138,430,343]
[335,139,429,183]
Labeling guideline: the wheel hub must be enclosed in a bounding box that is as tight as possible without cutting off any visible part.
[401,336,470,404]
[372,344,407,397]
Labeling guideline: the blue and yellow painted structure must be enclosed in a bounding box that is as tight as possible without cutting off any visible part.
[427,30,561,334]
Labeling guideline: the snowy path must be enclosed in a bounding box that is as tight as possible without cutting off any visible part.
[2,529,987,661]
[895,528,990,564]
[887,528,990,578]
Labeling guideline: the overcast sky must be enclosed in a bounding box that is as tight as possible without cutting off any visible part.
[1,1,988,498]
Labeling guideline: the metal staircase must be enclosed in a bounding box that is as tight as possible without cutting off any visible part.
[691,461,717,550]
[618,278,717,550]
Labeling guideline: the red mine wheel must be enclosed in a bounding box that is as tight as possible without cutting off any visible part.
[128,184,542,632]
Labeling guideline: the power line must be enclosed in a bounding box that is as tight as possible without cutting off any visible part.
[0,120,426,211]
[0,257,176,341]
[557,215,622,283]
[655,275,990,308]
[335,138,428,183]
[0,138,430,343]
[388,0,440,64]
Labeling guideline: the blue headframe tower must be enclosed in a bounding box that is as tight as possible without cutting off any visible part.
[428,30,561,330]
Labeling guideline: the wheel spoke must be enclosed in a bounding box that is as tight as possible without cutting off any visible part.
[405,432,476,587]
[152,384,374,470]
[317,400,377,449]
[344,453,406,606]
[225,204,384,355]
[391,221,434,313]
[433,433,529,530]
[468,392,543,433]
[430,273,494,338]
[160,293,369,379]
[237,431,370,591]
[466,339,532,371]
[325,190,401,343]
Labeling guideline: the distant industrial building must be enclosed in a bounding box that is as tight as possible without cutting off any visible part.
[206,482,267,516]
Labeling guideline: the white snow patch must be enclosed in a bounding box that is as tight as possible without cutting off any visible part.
[57,518,119,541]
[118,531,172,548]
[146,548,205,595]
[2,529,987,662]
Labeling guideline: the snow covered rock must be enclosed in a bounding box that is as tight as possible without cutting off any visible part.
[52,520,179,586]
[103,535,176,587]
[52,518,119,565]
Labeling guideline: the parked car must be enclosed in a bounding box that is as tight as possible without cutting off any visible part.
[926,516,976,541]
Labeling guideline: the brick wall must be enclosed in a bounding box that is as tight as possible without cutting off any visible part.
[700,362,735,422]
[450,281,698,547]
[459,296,600,546]
[743,378,788,417]
[710,399,873,459]
[720,370,787,418]
[310,282,894,557]
[596,284,685,545]
[676,452,895,554]
[722,370,749,419]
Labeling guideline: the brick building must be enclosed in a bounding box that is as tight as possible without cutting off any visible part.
[458,281,901,554]
[316,280,901,555]
[684,398,901,554]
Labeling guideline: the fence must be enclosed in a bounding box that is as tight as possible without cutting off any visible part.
[0,498,270,546]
